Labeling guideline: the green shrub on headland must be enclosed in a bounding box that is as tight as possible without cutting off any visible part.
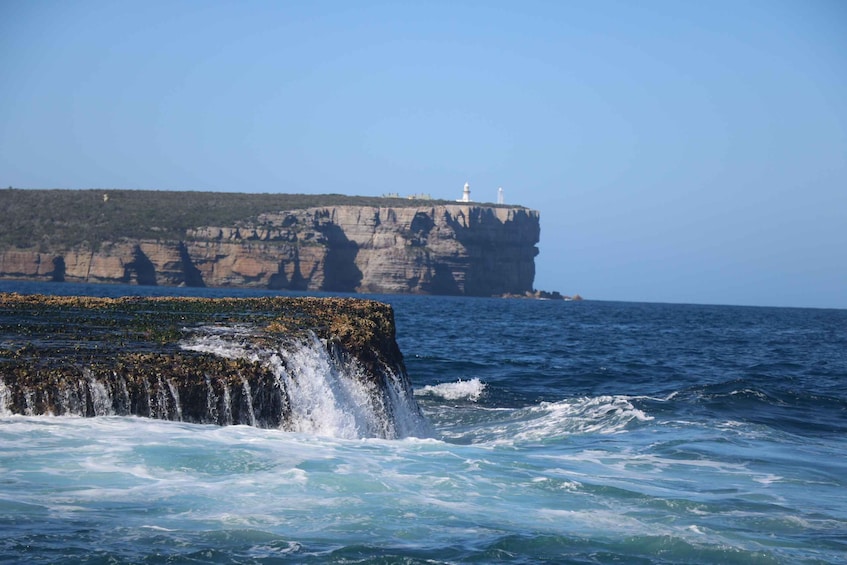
[0,188,478,249]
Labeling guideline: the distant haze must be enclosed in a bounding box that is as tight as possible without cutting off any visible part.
[1,1,845,308]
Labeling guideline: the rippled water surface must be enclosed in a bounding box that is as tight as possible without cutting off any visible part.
[1,281,846,564]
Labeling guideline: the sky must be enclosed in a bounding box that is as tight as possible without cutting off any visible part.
[1,1,845,309]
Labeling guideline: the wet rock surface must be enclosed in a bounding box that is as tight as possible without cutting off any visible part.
[0,293,423,436]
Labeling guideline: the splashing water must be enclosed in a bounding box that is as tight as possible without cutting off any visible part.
[180,327,431,439]
[497,395,654,443]
[86,373,114,416]
[416,377,487,402]
[0,324,430,440]
[0,379,11,417]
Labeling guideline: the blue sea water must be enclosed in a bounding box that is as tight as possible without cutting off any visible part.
[1,281,846,564]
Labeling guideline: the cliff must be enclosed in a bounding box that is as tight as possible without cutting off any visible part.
[0,293,430,438]
[0,190,540,296]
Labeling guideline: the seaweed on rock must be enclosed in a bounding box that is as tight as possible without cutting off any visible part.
[0,293,428,438]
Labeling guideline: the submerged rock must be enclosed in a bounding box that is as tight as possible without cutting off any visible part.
[0,293,430,438]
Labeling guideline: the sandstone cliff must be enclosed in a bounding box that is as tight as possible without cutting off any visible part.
[0,198,540,296]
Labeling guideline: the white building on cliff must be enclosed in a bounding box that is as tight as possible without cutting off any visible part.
[458,182,472,203]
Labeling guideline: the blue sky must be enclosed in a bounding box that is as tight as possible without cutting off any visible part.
[1,0,845,308]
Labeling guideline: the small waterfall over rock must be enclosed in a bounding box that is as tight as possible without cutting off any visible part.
[0,293,432,439]
[0,380,11,417]
[0,333,430,438]
[179,327,431,439]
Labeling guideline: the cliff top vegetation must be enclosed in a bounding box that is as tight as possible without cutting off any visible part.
[0,188,525,250]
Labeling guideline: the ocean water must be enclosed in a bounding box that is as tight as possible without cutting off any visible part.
[1,281,846,564]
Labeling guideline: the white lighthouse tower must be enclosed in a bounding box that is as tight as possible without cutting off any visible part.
[458,182,471,203]
[497,187,504,204]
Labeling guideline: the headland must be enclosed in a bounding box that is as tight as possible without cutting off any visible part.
[0,189,540,297]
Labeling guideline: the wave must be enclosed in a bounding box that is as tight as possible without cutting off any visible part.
[503,395,653,442]
[430,394,653,445]
[667,379,847,436]
[415,378,486,402]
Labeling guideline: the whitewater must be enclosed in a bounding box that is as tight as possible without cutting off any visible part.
[1,282,846,564]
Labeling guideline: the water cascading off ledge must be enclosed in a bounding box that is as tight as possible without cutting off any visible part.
[0,293,431,439]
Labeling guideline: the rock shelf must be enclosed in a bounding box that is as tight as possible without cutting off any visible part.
[0,293,426,437]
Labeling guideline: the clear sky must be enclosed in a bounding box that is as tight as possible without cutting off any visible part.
[1,1,845,308]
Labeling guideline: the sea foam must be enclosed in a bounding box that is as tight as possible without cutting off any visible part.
[416,378,487,402]
[180,326,431,440]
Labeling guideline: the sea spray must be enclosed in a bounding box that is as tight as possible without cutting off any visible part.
[180,327,431,439]
[416,378,487,402]
[383,364,430,438]
[269,339,383,438]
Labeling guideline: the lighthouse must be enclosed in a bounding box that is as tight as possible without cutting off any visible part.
[458,182,471,203]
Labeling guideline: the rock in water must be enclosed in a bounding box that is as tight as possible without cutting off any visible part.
[0,293,431,439]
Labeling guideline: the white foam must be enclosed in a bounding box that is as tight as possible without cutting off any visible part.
[179,326,258,361]
[181,327,430,440]
[141,525,178,532]
[482,395,653,446]
[0,379,11,417]
[270,337,385,439]
[416,378,486,402]
[754,473,783,485]
[87,376,115,416]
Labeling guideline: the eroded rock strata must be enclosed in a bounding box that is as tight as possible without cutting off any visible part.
[0,192,540,296]
[0,293,428,438]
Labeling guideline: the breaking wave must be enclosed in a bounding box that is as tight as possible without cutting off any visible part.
[416,378,487,402]
[431,394,653,445]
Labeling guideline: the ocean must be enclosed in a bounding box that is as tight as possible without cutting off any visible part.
[1,281,845,564]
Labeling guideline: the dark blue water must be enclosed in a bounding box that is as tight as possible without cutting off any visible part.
[1,281,846,564]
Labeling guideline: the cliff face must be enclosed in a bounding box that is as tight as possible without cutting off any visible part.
[0,204,540,296]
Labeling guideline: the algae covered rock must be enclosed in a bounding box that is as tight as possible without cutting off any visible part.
[0,293,429,438]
